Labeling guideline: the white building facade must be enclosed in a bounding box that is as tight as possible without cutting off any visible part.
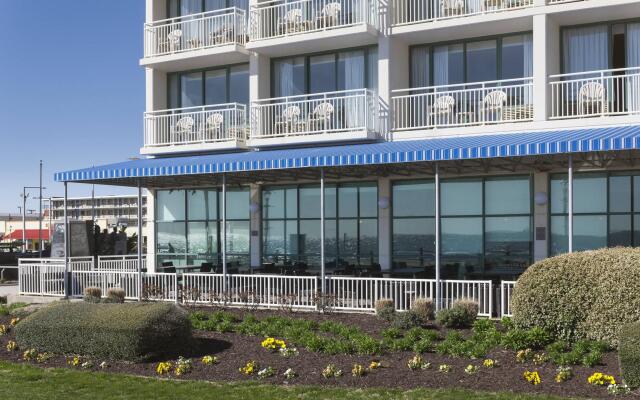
[56,0,640,286]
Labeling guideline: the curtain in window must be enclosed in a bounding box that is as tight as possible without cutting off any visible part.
[273,59,294,97]
[563,25,609,74]
[626,23,640,112]
[410,47,430,88]
[433,45,449,87]
[367,48,378,92]
[342,51,366,128]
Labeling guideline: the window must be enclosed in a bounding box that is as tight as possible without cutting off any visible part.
[410,34,533,87]
[167,0,249,18]
[155,188,250,270]
[550,172,640,255]
[271,47,378,97]
[168,65,249,108]
[262,183,378,274]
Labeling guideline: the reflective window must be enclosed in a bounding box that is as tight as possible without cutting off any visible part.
[466,40,497,83]
[441,180,482,216]
[168,64,250,108]
[310,54,336,94]
[157,190,185,221]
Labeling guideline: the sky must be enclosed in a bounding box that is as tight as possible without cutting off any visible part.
[0,1,145,214]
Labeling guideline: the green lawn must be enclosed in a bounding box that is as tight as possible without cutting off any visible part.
[0,361,578,400]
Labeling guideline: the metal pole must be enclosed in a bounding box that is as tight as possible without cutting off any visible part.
[137,182,143,301]
[320,168,325,294]
[22,188,26,253]
[434,162,441,311]
[222,174,227,292]
[64,182,69,299]
[568,154,573,253]
[38,160,43,257]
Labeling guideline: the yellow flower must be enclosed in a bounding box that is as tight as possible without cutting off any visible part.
[201,355,217,365]
[0,325,8,335]
[369,360,381,370]
[10,318,20,326]
[523,370,541,385]
[22,349,37,361]
[587,372,615,386]
[483,359,498,368]
[239,360,258,375]
[261,337,286,351]
[351,363,366,377]
[68,356,81,367]
[6,341,17,352]
[156,361,172,375]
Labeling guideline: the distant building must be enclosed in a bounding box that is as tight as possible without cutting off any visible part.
[0,213,50,251]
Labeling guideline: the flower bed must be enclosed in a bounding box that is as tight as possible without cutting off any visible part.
[0,307,635,399]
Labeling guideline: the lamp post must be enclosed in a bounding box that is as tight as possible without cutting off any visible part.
[22,185,46,254]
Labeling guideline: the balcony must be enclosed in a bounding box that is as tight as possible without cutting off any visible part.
[249,89,379,146]
[392,0,532,26]
[141,8,249,71]
[392,78,533,132]
[142,104,247,155]
[246,0,378,56]
[550,67,640,120]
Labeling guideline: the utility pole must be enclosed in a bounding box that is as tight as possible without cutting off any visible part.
[22,185,45,254]
[39,160,43,257]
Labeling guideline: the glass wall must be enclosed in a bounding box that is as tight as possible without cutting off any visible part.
[167,64,249,109]
[392,176,532,280]
[156,188,250,271]
[167,0,249,17]
[262,183,378,275]
[550,172,640,255]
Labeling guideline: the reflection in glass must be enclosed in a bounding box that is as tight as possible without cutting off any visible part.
[609,214,632,247]
[485,177,530,215]
[550,216,568,255]
[229,65,249,106]
[338,186,358,218]
[392,181,435,217]
[187,222,207,254]
[226,188,250,219]
[574,174,607,213]
[157,190,185,221]
[205,69,227,105]
[609,175,631,213]
[441,217,483,279]
[441,180,482,216]
[181,72,203,108]
[573,215,607,251]
[550,175,568,214]
[466,40,497,83]
[157,222,186,254]
[309,54,337,94]
[187,190,206,220]
[484,216,531,278]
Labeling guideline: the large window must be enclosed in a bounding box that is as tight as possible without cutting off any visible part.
[167,65,249,109]
[410,33,533,87]
[167,0,248,17]
[391,176,532,281]
[156,188,250,270]
[262,183,378,274]
[550,172,640,255]
[272,47,378,97]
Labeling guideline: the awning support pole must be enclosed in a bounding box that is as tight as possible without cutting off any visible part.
[568,154,573,253]
[435,163,441,311]
[137,181,143,302]
[320,168,326,296]
[222,173,227,293]
[63,182,69,299]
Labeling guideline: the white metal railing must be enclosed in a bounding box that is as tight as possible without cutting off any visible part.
[392,78,533,131]
[440,279,493,317]
[250,89,378,139]
[144,8,247,57]
[393,0,532,26]
[500,280,516,318]
[250,0,377,40]
[68,256,94,271]
[70,271,177,302]
[145,104,247,148]
[550,67,640,119]
[182,273,318,309]
[18,259,66,297]
[97,255,147,272]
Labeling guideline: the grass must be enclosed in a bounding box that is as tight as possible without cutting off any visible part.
[0,361,578,400]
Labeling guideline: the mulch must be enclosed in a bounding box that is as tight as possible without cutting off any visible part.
[0,308,637,399]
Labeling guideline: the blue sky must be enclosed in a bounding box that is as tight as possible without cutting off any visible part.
[0,1,145,213]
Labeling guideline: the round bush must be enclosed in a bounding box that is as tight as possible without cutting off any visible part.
[512,247,640,346]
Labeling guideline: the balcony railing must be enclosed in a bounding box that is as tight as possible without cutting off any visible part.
[393,0,532,26]
[143,8,247,57]
[249,0,377,41]
[550,67,640,119]
[250,89,378,139]
[392,77,533,131]
[144,104,247,148]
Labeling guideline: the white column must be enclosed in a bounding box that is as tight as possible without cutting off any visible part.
[434,163,441,311]
[146,69,167,112]
[63,182,69,299]
[146,0,166,23]
[568,155,573,253]
[250,184,262,270]
[146,189,156,273]
[222,174,227,290]
[137,182,143,301]
[533,171,549,261]
[378,177,392,272]
[533,13,560,122]
[320,169,325,294]
[378,35,409,137]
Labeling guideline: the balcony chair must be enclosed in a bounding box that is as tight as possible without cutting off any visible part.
[276,105,305,134]
[578,81,608,116]
[430,95,456,125]
[482,0,503,11]
[441,0,465,17]
[165,29,182,53]
[278,8,310,34]
[482,90,507,122]
[203,113,224,141]
[172,116,195,143]
[209,24,234,45]
[307,102,334,132]
[316,2,342,29]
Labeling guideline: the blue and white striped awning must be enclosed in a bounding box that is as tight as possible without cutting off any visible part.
[55,125,640,183]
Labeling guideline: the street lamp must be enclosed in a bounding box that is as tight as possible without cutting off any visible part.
[21,185,46,254]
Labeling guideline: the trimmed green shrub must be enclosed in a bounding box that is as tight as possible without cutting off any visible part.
[105,288,126,303]
[619,322,640,388]
[512,247,640,345]
[15,302,192,361]
[374,299,395,322]
[392,311,422,329]
[83,287,102,303]
[411,298,434,323]
[436,299,478,328]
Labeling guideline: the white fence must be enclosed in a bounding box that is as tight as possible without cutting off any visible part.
[500,280,516,318]
[97,255,146,272]
[250,0,377,40]
[393,0,532,26]
[70,271,177,302]
[144,104,247,148]
[550,67,640,119]
[18,259,66,297]
[144,8,247,57]
[250,89,378,139]
[68,257,94,271]
[392,78,533,131]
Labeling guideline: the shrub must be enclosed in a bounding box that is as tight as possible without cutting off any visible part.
[392,311,422,330]
[374,299,395,322]
[619,322,640,388]
[15,302,193,361]
[105,288,126,304]
[83,287,102,303]
[436,299,478,328]
[512,247,640,345]
[410,298,434,323]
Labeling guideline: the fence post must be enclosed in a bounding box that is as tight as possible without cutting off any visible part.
[174,273,179,304]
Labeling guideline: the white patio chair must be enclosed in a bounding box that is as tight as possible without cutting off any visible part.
[441,0,465,17]
[167,29,183,52]
[172,116,194,142]
[317,2,342,28]
[482,0,503,11]
[482,90,507,121]
[209,24,233,45]
[204,113,224,141]
[276,105,304,134]
[431,95,456,125]
[578,81,608,116]
[308,102,334,131]
[278,9,305,34]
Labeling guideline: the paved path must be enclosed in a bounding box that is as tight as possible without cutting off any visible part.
[0,285,18,297]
